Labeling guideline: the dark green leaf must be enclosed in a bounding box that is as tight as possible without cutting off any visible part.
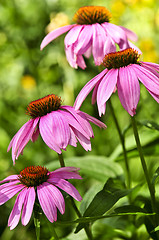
[75,178,132,233]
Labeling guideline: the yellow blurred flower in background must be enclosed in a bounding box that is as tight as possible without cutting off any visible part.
[46,12,70,33]
[21,75,36,90]
[139,39,158,62]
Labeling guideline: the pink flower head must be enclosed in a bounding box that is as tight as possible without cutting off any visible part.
[74,48,159,116]
[40,6,139,69]
[8,94,106,164]
[0,166,82,230]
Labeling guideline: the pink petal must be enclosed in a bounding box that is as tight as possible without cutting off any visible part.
[74,69,108,110]
[61,106,93,138]
[42,182,65,214]
[71,127,92,151]
[31,127,40,142]
[133,64,159,94]
[84,45,92,58]
[54,179,82,201]
[49,170,82,180]
[102,22,129,49]
[0,175,19,184]
[141,61,159,71]
[80,112,107,129]
[8,118,39,164]
[39,114,62,154]
[76,55,86,69]
[104,36,116,55]
[64,25,83,47]
[21,187,35,226]
[97,69,118,116]
[68,128,77,147]
[8,188,28,230]
[117,66,140,116]
[40,24,75,50]
[0,184,24,205]
[119,26,138,42]
[58,109,90,139]
[74,25,92,55]
[37,184,57,222]
[65,45,77,69]
[92,23,107,65]
[91,79,100,104]
[98,103,106,117]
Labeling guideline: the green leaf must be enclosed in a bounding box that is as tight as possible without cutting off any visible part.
[75,178,132,233]
[114,205,146,214]
[152,167,159,185]
[46,155,123,182]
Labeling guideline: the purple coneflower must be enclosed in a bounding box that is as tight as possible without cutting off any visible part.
[8,94,106,164]
[40,6,139,69]
[0,166,82,230]
[74,48,159,116]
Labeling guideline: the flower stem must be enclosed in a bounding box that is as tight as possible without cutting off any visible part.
[33,201,42,240]
[131,116,159,235]
[57,153,93,240]
[58,153,65,167]
[108,99,131,189]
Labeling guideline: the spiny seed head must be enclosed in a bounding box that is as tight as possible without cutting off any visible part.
[73,6,112,25]
[19,166,49,187]
[102,48,141,69]
[26,94,62,118]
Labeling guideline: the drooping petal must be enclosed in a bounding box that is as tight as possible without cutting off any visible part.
[133,64,159,95]
[39,115,62,154]
[37,184,57,222]
[102,22,129,50]
[71,127,91,151]
[42,182,65,214]
[80,112,107,129]
[103,36,116,55]
[119,26,138,42]
[8,118,39,164]
[40,24,75,50]
[8,188,28,230]
[92,23,107,65]
[97,69,118,116]
[76,55,86,69]
[117,66,140,116]
[0,184,24,205]
[61,106,93,138]
[21,187,35,226]
[58,109,90,139]
[65,45,77,69]
[91,80,100,104]
[64,25,83,48]
[74,25,92,55]
[68,128,78,147]
[31,127,40,142]
[54,179,82,201]
[74,69,108,110]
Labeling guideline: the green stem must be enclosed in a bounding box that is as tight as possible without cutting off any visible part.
[131,116,156,211]
[58,153,65,167]
[131,116,159,237]
[108,99,131,189]
[33,201,42,240]
[57,153,93,240]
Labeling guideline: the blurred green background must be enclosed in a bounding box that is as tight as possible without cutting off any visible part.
[0,0,159,239]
